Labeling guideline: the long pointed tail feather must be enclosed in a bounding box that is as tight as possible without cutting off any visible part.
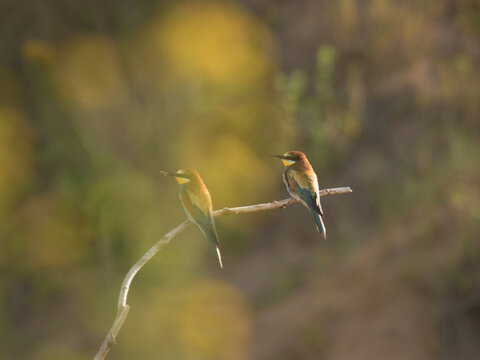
[215,245,223,269]
[310,208,327,240]
[200,225,224,268]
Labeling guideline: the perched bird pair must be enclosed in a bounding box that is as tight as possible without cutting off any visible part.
[161,150,325,269]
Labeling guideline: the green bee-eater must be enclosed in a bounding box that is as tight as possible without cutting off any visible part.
[273,151,326,239]
[161,169,223,268]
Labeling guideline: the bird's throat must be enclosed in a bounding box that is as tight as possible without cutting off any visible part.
[282,159,295,166]
[175,177,190,184]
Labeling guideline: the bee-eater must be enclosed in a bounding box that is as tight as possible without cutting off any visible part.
[160,169,223,268]
[272,151,326,239]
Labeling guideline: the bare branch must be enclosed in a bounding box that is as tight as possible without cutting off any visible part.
[93,186,352,360]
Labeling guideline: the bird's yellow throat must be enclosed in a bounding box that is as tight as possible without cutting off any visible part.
[282,159,295,166]
[175,177,190,184]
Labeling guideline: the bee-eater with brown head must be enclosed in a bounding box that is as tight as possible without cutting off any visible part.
[161,169,223,268]
[272,151,326,239]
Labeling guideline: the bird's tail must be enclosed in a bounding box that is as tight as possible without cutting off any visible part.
[203,227,223,269]
[310,208,327,240]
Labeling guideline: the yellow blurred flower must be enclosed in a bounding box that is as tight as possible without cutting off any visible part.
[53,35,128,110]
[157,2,271,86]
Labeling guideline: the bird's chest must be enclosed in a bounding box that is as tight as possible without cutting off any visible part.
[283,169,300,200]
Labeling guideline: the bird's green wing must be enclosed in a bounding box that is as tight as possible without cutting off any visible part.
[180,189,223,267]
[289,170,323,215]
[286,170,326,236]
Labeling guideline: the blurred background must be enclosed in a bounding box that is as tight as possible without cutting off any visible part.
[1,0,479,359]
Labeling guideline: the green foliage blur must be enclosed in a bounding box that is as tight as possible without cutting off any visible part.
[1,0,479,359]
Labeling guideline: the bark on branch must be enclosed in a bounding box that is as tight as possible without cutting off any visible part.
[93,186,352,360]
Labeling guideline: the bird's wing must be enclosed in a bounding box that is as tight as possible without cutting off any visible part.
[181,189,219,246]
[181,189,223,267]
[186,189,212,217]
[290,170,323,216]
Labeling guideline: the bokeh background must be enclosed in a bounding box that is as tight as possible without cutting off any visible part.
[1,0,479,359]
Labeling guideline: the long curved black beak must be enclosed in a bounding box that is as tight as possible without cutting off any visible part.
[271,154,287,159]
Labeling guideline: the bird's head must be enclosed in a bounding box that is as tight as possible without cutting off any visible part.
[160,168,196,184]
[272,151,304,167]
